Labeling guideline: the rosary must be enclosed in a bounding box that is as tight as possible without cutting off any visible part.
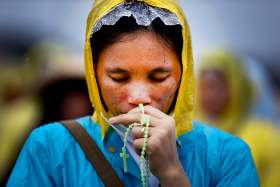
[120,104,150,187]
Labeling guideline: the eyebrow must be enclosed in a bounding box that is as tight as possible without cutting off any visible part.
[149,67,172,74]
[106,68,128,74]
[106,67,171,75]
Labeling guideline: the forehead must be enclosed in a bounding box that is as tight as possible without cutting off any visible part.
[98,31,179,69]
[200,69,229,88]
[202,69,227,79]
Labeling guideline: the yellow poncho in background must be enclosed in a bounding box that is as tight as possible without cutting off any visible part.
[195,50,280,187]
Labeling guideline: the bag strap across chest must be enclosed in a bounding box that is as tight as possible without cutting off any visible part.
[61,120,125,187]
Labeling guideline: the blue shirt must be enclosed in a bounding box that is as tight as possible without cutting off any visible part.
[7,116,259,187]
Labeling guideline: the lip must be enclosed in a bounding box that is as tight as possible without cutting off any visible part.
[116,104,144,115]
[119,106,137,114]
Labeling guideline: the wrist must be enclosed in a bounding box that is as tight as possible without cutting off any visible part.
[159,165,191,187]
[160,165,182,178]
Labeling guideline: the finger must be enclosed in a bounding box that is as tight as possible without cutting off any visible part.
[128,105,163,119]
[127,106,141,114]
[133,138,153,156]
[143,105,167,119]
[131,125,153,139]
[133,138,144,155]
[109,113,141,126]
[109,113,158,127]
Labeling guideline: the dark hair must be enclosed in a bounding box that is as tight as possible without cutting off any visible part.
[39,78,93,124]
[90,16,183,63]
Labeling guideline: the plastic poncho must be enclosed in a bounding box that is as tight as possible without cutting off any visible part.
[84,0,194,139]
[7,1,259,187]
[195,50,280,187]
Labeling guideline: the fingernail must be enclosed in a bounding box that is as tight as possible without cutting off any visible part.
[109,117,116,124]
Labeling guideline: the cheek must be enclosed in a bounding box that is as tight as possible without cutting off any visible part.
[150,79,179,109]
[100,80,120,101]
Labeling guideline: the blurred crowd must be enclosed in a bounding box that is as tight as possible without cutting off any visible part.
[0,32,93,185]
[1,2,280,187]
[195,50,280,187]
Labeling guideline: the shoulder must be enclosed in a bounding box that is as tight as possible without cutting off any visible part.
[32,116,99,138]
[25,116,102,157]
[179,121,259,185]
[180,120,250,153]
[196,120,252,160]
[8,116,104,186]
[179,122,253,171]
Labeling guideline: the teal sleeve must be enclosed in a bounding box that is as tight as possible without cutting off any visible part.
[7,129,54,187]
[216,139,260,187]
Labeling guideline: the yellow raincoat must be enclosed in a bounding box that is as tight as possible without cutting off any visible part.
[84,0,195,138]
[195,50,280,187]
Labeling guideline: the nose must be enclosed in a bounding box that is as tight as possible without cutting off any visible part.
[127,85,152,106]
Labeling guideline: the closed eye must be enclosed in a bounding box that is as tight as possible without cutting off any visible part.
[109,75,129,82]
[149,74,170,82]
[106,68,129,82]
[148,67,171,82]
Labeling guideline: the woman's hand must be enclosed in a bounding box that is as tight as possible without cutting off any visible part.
[109,105,191,187]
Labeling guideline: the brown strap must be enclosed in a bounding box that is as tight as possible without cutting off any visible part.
[61,120,125,187]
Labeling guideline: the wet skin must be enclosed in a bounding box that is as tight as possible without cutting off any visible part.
[96,31,191,186]
[96,31,181,115]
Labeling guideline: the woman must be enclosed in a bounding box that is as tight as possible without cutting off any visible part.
[8,0,259,186]
[195,50,280,187]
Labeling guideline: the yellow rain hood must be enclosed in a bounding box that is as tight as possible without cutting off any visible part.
[84,0,195,138]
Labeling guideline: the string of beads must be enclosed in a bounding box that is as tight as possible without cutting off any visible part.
[120,104,150,187]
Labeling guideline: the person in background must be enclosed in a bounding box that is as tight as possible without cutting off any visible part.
[0,38,93,185]
[0,30,42,186]
[195,49,280,187]
[8,1,259,186]
[33,42,93,124]
[39,78,93,124]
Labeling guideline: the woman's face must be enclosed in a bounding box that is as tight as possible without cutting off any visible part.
[198,69,231,116]
[96,31,181,115]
